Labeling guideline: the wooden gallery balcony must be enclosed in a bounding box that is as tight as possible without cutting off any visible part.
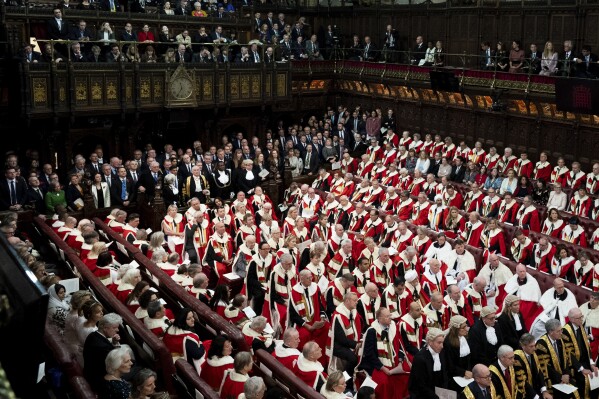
[19,61,291,117]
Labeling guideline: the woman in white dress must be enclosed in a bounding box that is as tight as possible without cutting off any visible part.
[63,290,92,355]
[76,300,104,365]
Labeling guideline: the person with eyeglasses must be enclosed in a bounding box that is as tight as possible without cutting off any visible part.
[458,364,494,399]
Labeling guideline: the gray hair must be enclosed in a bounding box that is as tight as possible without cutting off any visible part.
[299,269,312,279]
[250,315,267,330]
[105,347,131,374]
[545,319,562,333]
[98,313,122,330]
[302,341,317,357]
[341,239,352,247]
[234,351,253,373]
[283,327,299,344]
[279,253,293,264]
[497,345,514,359]
[244,376,266,399]
[519,333,535,346]
[151,249,167,263]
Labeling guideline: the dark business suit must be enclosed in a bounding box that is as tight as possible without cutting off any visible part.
[83,331,116,391]
[514,349,546,399]
[451,164,466,183]
[25,186,46,214]
[0,179,27,210]
[527,50,543,74]
[303,151,319,174]
[576,53,599,79]
[110,177,136,205]
[175,51,191,63]
[408,347,449,399]
[47,18,69,40]
[137,170,163,198]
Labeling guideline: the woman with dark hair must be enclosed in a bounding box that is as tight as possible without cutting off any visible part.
[532,179,549,206]
[443,315,472,392]
[200,335,234,391]
[135,289,158,320]
[163,308,206,373]
[513,175,532,198]
[209,284,230,317]
[126,281,150,314]
[549,244,576,282]
[95,250,118,286]
[495,41,509,72]
[65,173,84,211]
[509,40,525,73]
[541,207,565,238]
[91,172,110,208]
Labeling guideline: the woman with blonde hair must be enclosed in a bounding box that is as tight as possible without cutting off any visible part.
[162,204,185,260]
[320,371,347,399]
[147,231,165,260]
[125,44,140,62]
[115,265,142,304]
[539,41,558,76]
[443,315,472,391]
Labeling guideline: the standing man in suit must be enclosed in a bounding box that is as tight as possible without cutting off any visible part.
[137,161,162,199]
[411,35,426,65]
[110,167,136,207]
[303,144,319,176]
[69,20,92,54]
[459,364,495,399]
[25,176,46,214]
[0,167,27,211]
[83,313,123,391]
[575,45,599,79]
[514,333,553,399]
[382,25,398,63]
[47,8,69,41]
[408,328,449,398]
[480,42,495,70]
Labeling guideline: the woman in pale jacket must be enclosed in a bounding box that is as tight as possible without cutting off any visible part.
[91,172,111,209]
[288,149,303,178]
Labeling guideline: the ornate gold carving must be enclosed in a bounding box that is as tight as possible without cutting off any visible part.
[265,76,271,97]
[230,76,239,98]
[75,79,87,102]
[277,74,286,97]
[106,81,118,101]
[32,78,46,104]
[140,78,150,99]
[91,82,102,101]
[203,76,212,100]
[251,76,260,97]
[241,75,250,98]
[154,80,162,100]
[126,78,132,101]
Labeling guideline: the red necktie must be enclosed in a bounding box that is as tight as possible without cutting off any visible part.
[504,368,512,392]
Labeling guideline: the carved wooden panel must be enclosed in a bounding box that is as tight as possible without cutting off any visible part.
[584,13,599,52]
[550,14,577,46]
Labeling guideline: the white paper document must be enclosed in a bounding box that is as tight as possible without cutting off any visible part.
[453,376,474,388]
[590,375,599,391]
[296,239,312,254]
[243,306,257,319]
[264,323,275,335]
[361,376,378,389]
[61,278,80,294]
[223,272,241,280]
[434,387,457,399]
[171,237,185,245]
[116,242,127,255]
[332,162,341,170]
[258,169,269,178]
[552,384,578,394]
[318,276,329,293]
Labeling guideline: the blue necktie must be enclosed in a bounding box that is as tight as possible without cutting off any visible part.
[153,173,158,182]
[10,181,16,205]
[121,179,127,200]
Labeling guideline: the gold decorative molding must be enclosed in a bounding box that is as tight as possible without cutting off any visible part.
[75,79,87,102]
[106,80,118,101]
[240,75,250,98]
[154,80,162,101]
[125,78,133,102]
[32,78,46,104]
[230,76,239,99]
[251,76,260,98]
[277,74,287,97]
[203,76,213,100]
[91,81,102,102]
[140,78,151,100]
